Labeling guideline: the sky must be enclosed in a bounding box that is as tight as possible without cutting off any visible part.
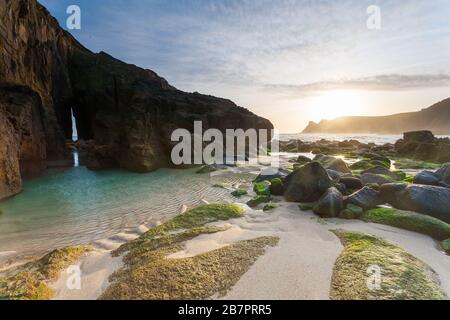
[39,0,450,133]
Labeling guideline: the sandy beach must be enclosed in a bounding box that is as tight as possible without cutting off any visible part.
[47,198,450,300]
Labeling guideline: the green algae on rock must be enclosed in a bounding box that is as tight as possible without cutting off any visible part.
[102,203,278,300]
[0,245,92,300]
[331,231,447,300]
[361,208,450,241]
[247,195,271,208]
[231,189,248,197]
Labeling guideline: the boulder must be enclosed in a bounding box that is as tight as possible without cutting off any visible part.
[296,155,312,164]
[269,178,285,196]
[314,155,351,174]
[361,173,394,186]
[413,165,450,188]
[344,186,383,210]
[404,131,435,144]
[255,168,290,183]
[327,169,343,182]
[247,195,271,208]
[339,176,363,190]
[313,187,344,218]
[413,171,441,187]
[380,184,450,223]
[284,162,332,203]
[324,158,351,174]
[350,160,371,170]
[254,181,271,196]
[362,153,392,167]
[435,164,450,185]
[361,166,404,181]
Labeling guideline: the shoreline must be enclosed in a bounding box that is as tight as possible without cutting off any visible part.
[1,144,449,300]
[41,200,450,300]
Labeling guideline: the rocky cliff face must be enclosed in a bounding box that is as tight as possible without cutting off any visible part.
[0,0,273,200]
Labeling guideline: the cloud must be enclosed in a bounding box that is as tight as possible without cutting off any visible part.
[265,74,450,97]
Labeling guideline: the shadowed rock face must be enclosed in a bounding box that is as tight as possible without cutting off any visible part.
[0,0,273,199]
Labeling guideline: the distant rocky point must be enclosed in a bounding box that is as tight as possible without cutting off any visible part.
[302,98,450,134]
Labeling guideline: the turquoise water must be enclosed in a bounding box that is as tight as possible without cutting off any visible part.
[0,165,245,258]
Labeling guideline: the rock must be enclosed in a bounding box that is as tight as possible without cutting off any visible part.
[395,131,450,163]
[413,165,450,188]
[339,204,364,220]
[254,181,271,196]
[299,203,315,211]
[361,166,404,181]
[296,155,312,164]
[263,203,277,212]
[313,187,344,218]
[361,173,395,186]
[404,131,435,144]
[247,195,271,208]
[0,0,274,195]
[325,159,351,174]
[269,178,285,196]
[314,155,351,174]
[327,170,343,182]
[231,189,248,197]
[255,168,290,183]
[339,177,363,190]
[0,87,48,200]
[362,153,392,167]
[344,186,383,210]
[196,164,228,174]
[413,171,441,186]
[334,183,347,195]
[442,239,450,255]
[350,160,371,170]
[435,164,450,185]
[380,184,450,223]
[284,162,333,203]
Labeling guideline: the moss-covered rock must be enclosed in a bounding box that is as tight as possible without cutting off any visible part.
[361,208,450,241]
[331,230,447,300]
[394,159,441,170]
[263,203,277,212]
[299,203,314,211]
[253,181,271,196]
[0,245,92,300]
[231,189,248,197]
[269,178,285,196]
[247,195,271,208]
[441,239,450,254]
[102,203,278,300]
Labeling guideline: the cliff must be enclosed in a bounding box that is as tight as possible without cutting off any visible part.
[0,0,273,200]
[302,98,450,135]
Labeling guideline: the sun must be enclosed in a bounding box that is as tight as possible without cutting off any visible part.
[307,90,367,122]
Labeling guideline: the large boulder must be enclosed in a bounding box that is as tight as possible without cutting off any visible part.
[380,184,450,223]
[404,131,435,144]
[344,187,383,210]
[313,187,344,218]
[284,162,332,203]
